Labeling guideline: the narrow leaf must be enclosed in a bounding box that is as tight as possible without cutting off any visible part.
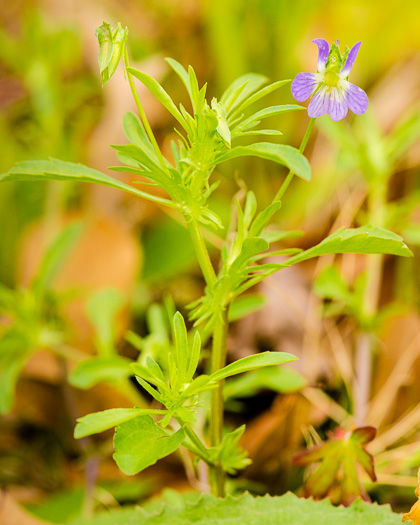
[165,58,191,98]
[74,408,166,439]
[230,79,291,119]
[173,311,188,380]
[69,356,132,389]
[0,159,176,207]
[210,351,298,382]
[286,226,413,266]
[33,222,82,295]
[128,67,187,128]
[216,143,311,182]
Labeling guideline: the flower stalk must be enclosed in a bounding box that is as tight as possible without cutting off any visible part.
[274,117,316,202]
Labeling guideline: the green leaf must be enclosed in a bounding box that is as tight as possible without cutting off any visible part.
[74,408,166,439]
[248,201,282,237]
[228,293,267,322]
[173,311,188,381]
[216,143,311,182]
[71,492,402,525]
[32,222,82,295]
[122,111,157,161]
[0,330,32,414]
[128,67,187,129]
[287,226,413,266]
[230,237,269,273]
[232,104,303,136]
[165,58,192,99]
[69,356,132,389]
[113,415,185,475]
[0,159,176,207]
[210,351,297,382]
[85,288,124,356]
[292,426,377,505]
[229,79,291,119]
[217,425,251,474]
[224,366,306,400]
[220,73,268,112]
[313,266,352,304]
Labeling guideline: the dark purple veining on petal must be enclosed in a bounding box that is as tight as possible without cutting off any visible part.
[329,88,348,121]
[340,41,362,78]
[344,82,369,114]
[291,72,319,102]
[312,38,330,72]
[308,86,329,118]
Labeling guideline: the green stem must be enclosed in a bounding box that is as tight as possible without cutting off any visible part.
[187,217,217,287]
[274,117,316,202]
[182,422,212,464]
[123,47,166,170]
[209,306,229,497]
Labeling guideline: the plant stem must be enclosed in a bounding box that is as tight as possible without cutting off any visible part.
[209,306,229,497]
[187,217,217,287]
[354,180,386,425]
[274,117,316,202]
[123,47,167,170]
[181,422,212,464]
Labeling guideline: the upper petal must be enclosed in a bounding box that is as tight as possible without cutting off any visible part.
[291,72,319,102]
[312,39,330,73]
[329,88,348,121]
[342,81,369,114]
[340,41,362,78]
[308,85,329,118]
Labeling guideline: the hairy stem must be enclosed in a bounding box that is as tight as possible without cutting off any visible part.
[209,307,229,497]
[274,117,315,202]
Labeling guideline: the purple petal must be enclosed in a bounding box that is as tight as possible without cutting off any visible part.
[308,86,329,118]
[343,81,369,114]
[312,39,329,72]
[291,72,319,102]
[340,41,362,78]
[329,88,348,121]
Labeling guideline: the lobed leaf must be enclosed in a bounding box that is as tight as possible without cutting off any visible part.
[68,492,403,525]
[113,415,185,475]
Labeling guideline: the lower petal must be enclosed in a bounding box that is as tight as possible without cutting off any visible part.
[329,88,348,121]
[308,86,329,118]
[343,81,369,115]
[291,73,319,102]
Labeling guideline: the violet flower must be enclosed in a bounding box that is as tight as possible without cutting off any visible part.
[291,39,368,121]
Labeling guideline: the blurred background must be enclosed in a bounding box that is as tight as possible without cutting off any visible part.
[1,0,420,523]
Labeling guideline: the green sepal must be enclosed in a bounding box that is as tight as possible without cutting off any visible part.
[96,22,127,86]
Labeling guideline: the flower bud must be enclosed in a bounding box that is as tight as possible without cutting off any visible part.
[95,22,128,86]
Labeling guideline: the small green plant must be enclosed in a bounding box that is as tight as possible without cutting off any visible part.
[0,24,414,522]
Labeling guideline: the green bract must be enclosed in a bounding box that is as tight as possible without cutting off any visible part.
[96,21,127,86]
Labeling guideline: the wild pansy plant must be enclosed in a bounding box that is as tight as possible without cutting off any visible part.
[292,39,369,121]
[0,23,412,505]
